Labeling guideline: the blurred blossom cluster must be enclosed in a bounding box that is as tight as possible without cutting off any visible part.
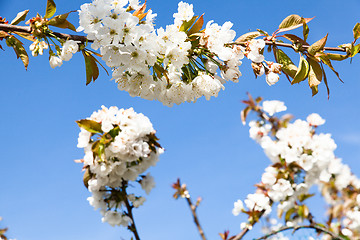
[77,106,163,226]
[233,99,360,239]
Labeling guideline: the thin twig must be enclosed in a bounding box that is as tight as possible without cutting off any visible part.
[0,23,92,43]
[255,224,345,240]
[185,197,207,240]
[264,40,346,52]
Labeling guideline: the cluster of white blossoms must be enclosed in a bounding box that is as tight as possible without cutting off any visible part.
[49,40,80,68]
[29,39,79,69]
[233,100,360,239]
[77,106,163,226]
[77,0,273,106]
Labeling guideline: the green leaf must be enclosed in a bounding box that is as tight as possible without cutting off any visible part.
[292,56,309,84]
[179,16,197,32]
[6,36,29,70]
[275,48,298,78]
[76,119,103,133]
[311,85,318,96]
[308,33,328,56]
[353,22,360,41]
[47,12,76,31]
[283,34,308,45]
[318,53,343,82]
[350,43,360,57]
[82,50,99,85]
[45,0,56,19]
[307,57,322,88]
[278,15,314,33]
[320,62,330,99]
[10,10,29,25]
[107,126,121,139]
[188,14,204,36]
[257,29,269,37]
[298,193,315,202]
[303,18,310,41]
[327,53,349,61]
[235,31,261,43]
[285,208,296,221]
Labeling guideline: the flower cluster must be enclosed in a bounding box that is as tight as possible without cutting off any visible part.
[234,98,360,239]
[78,0,275,106]
[76,106,163,226]
[29,39,79,68]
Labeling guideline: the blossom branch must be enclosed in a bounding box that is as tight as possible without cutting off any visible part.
[255,224,345,240]
[185,196,207,240]
[172,179,207,240]
[1,24,349,52]
[0,23,91,43]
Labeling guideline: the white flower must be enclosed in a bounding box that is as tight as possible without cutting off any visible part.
[49,55,63,68]
[244,193,271,213]
[306,113,325,126]
[268,179,294,202]
[173,1,194,27]
[60,40,79,61]
[232,200,244,216]
[265,72,280,86]
[247,39,265,63]
[140,173,155,194]
[101,211,124,227]
[262,100,287,116]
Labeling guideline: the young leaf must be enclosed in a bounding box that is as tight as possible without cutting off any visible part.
[240,106,251,125]
[257,29,269,36]
[235,31,261,43]
[282,34,308,45]
[76,119,103,133]
[83,168,92,188]
[133,1,147,20]
[179,16,197,32]
[275,48,297,78]
[353,22,360,41]
[302,18,310,41]
[47,12,76,31]
[292,56,309,84]
[350,43,360,57]
[188,14,204,36]
[320,62,330,99]
[307,57,322,88]
[308,33,328,56]
[82,50,99,85]
[6,36,29,70]
[45,0,56,19]
[318,53,343,82]
[10,10,29,25]
[0,31,9,38]
[326,53,349,61]
[278,15,314,33]
[311,85,318,96]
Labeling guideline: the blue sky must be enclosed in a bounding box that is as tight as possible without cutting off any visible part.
[1,0,360,239]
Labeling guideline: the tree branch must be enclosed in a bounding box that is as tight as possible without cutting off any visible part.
[185,197,207,240]
[0,24,348,52]
[264,40,347,53]
[255,224,345,240]
[122,185,141,240]
[0,23,91,43]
